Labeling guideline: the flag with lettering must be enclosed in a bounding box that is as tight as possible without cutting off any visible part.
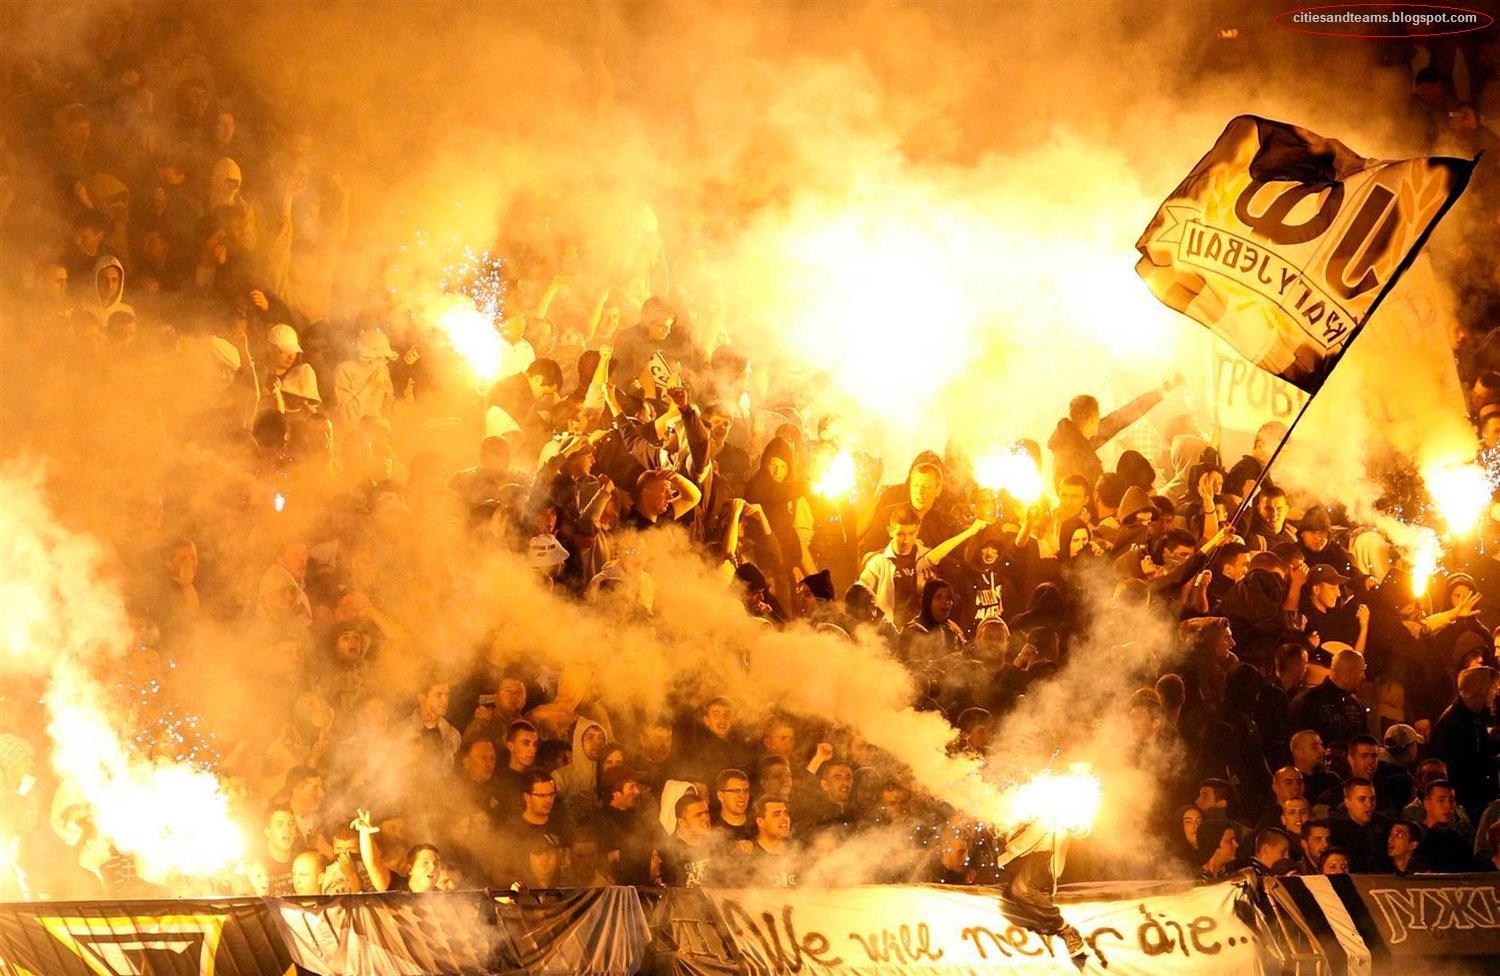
[1135,115,1474,393]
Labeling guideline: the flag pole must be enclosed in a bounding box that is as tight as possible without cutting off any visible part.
[1226,153,1478,535]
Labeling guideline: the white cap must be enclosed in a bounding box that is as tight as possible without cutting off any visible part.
[267,323,301,354]
[280,363,321,402]
[527,533,570,569]
[356,329,396,361]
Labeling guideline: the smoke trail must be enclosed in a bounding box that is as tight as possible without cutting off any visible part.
[0,464,242,881]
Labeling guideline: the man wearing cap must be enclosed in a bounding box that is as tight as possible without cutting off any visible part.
[792,569,841,625]
[333,328,398,430]
[1302,565,1369,666]
[1297,506,1354,578]
[263,323,302,390]
[1431,666,1500,821]
[1288,650,1370,754]
[1379,724,1424,790]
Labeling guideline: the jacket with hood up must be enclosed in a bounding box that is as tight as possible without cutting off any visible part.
[93,254,128,325]
[554,719,605,819]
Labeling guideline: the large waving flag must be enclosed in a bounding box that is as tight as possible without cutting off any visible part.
[1136,115,1474,393]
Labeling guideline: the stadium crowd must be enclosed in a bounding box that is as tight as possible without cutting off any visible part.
[2,10,1500,901]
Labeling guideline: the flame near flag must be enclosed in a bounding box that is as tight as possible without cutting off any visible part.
[1002,765,1103,837]
[1422,459,1492,537]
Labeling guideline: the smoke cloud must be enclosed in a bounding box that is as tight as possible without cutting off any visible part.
[0,0,1488,889]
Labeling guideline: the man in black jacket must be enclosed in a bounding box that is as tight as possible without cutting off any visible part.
[1045,376,1180,491]
[1328,779,1392,872]
[1288,650,1369,754]
[1220,552,1304,672]
[1431,666,1500,821]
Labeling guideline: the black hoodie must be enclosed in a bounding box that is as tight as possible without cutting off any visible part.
[1218,569,1301,670]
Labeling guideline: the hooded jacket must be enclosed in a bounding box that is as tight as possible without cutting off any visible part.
[526,665,612,743]
[657,780,697,838]
[554,719,606,812]
[1162,435,1211,503]
[744,437,812,581]
[333,355,395,429]
[92,254,127,324]
[1218,568,1299,670]
[900,579,965,664]
[859,451,961,557]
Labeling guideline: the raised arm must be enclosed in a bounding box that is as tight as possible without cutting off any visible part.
[925,519,989,567]
[667,471,702,519]
[353,810,391,892]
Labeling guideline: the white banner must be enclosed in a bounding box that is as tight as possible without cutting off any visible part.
[706,881,1265,976]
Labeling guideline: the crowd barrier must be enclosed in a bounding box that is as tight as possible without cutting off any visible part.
[0,874,1496,975]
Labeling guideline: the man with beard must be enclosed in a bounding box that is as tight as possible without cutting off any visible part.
[589,766,654,885]
[740,796,799,887]
[802,760,857,836]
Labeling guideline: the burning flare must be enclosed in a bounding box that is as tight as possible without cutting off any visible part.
[1002,765,1103,837]
[1409,526,1441,598]
[428,294,512,387]
[1423,459,1493,536]
[812,450,858,499]
[974,446,1045,504]
[3,468,243,886]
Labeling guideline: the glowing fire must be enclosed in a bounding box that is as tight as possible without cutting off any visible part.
[429,295,510,386]
[47,673,244,881]
[1423,460,1493,536]
[974,446,1044,504]
[1409,527,1441,597]
[1004,765,1103,836]
[4,470,243,885]
[813,450,857,499]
